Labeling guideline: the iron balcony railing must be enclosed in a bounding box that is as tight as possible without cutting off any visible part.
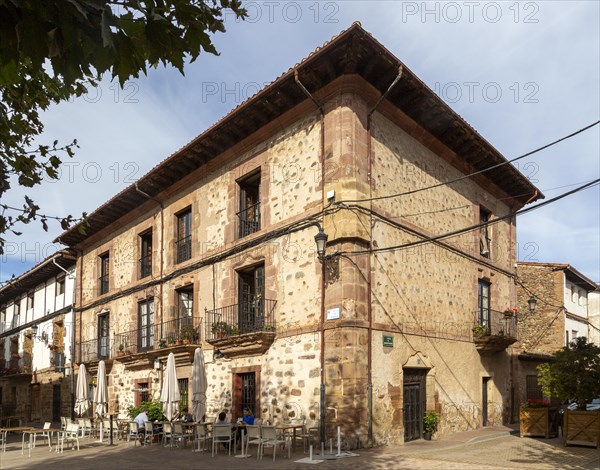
[473,308,517,338]
[176,235,192,263]
[237,202,261,238]
[205,299,276,341]
[77,317,202,363]
[114,317,201,355]
[139,254,152,279]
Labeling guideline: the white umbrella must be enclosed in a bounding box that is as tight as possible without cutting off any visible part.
[161,352,180,422]
[74,364,91,416]
[94,360,109,441]
[191,348,207,423]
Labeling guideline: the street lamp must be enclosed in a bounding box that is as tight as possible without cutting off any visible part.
[30,324,48,343]
[528,296,537,313]
[314,228,328,260]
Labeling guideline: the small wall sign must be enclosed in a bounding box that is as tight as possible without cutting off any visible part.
[383,335,393,347]
[326,306,341,321]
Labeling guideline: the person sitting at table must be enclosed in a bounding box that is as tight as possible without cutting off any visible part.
[134,407,149,445]
[236,407,254,444]
[213,411,230,450]
[181,407,194,423]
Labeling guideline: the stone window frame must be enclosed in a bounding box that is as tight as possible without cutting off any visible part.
[236,168,262,239]
[175,206,193,264]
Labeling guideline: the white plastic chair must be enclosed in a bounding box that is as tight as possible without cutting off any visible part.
[245,425,261,459]
[211,424,233,457]
[193,423,211,452]
[127,422,140,446]
[1,430,7,453]
[259,426,286,461]
[33,422,53,450]
[58,423,80,453]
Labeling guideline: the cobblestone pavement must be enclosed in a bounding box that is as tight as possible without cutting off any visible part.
[0,426,598,470]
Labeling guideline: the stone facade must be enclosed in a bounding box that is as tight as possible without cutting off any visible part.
[61,27,539,447]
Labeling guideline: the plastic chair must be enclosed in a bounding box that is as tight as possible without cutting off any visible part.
[193,423,211,452]
[0,430,6,453]
[245,425,261,459]
[162,422,172,447]
[127,422,140,446]
[33,422,53,450]
[259,426,286,461]
[58,423,80,453]
[211,424,233,457]
[144,421,163,445]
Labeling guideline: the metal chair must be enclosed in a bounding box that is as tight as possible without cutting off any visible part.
[162,422,173,447]
[127,422,140,446]
[144,421,163,445]
[211,424,233,457]
[1,430,7,453]
[33,422,53,450]
[58,423,80,453]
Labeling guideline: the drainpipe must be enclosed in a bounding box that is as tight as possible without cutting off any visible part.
[135,184,165,327]
[366,66,403,447]
[294,70,327,446]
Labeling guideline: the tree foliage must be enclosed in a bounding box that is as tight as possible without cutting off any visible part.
[537,337,600,410]
[0,0,246,253]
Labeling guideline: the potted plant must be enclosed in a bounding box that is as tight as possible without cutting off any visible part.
[472,324,490,338]
[503,307,518,318]
[423,410,439,440]
[211,321,232,339]
[167,335,175,346]
[181,325,198,344]
[118,343,125,355]
[158,338,167,349]
[520,398,554,438]
[538,337,600,447]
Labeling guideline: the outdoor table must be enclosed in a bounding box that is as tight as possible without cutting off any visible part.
[276,423,305,452]
[1,427,33,453]
[21,427,61,457]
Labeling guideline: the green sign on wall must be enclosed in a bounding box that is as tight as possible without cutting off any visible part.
[383,335,393,347]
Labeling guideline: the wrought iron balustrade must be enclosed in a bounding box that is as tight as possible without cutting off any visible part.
[176,236,192,263]
[473,308,517,338]
[77,337,111,363]
[205,299,276,341]
[237,202,261,238]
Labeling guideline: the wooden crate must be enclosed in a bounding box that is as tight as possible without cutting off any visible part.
[563,410,600,448]
[520,408,549,438]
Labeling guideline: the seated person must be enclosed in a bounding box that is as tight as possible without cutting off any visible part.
[181,407,194,423]
[133,407,149,444]
[214,411,229,425]
[236,407,255,442]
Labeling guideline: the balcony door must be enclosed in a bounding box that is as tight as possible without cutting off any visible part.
[478,280,490,326]
[98,313,110,359]
[138,298,154,351]
[238,265,264,334]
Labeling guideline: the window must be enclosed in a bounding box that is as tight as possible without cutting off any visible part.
[572,330,578,340]
[238,264,265,334]
[0,306,5,333]
[27,291,34,310]
[136,382,150,406]
[235,372,256,417]
[565,330,570,347]
[478,280,491,326]
[98,313,110,359]
[177,287,194,327]
[479,207,491,258]
[56,277,65,296]
[11,300,20,329]
[138,298,154,351]
[178,378,189,411]
[99,252,110,295]
[571,287,578,304]
[237,171,261,238]
[526,375,543,401]
[176,208,192,263]
[54,352,66,373]
[139,230,153,279]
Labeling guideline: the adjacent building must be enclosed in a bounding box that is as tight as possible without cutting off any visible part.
[50,24,542,445]
[514,261,599,405]
[0,250,76,422]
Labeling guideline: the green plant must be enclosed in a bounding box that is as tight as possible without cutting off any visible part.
[158,338,167,348]
[167,334,175,345]
[211,321,232,336]
[537,337,600,410]
[263,324,275,332]
[423,410,439,434]
[127,400,165,422]
[118,343,124,352]
[472,324,490,338]
[181,325,198,342]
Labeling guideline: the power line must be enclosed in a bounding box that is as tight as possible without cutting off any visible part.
[338,120,600,204]
[339,179,599,257]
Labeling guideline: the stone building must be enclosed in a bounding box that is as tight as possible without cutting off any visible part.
[55,24,542,445]
[514,262,599,405]
[0,250,76,423]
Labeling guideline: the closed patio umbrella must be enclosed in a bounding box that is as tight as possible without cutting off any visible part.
[74,364,91,416]
[161,352,180,422]
[191,348,207,423]
[94,360,109,441]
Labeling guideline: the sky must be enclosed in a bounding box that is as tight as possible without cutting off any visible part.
[1,1,599,285]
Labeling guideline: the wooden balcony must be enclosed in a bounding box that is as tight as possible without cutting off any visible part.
[473,309,518,354]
